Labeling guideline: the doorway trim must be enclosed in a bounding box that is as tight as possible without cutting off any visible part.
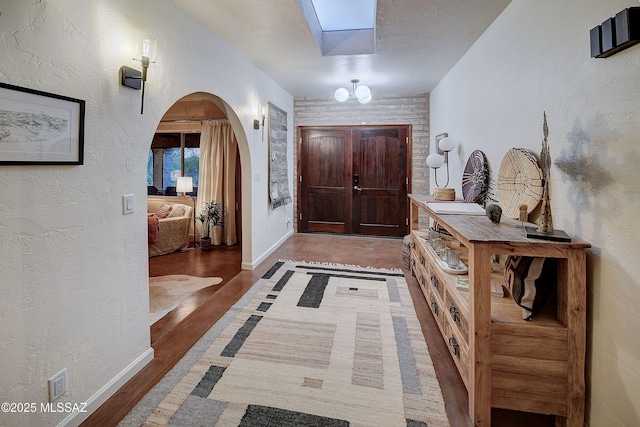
[152,92,253,269]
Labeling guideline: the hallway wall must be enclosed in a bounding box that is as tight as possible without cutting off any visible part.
[0,1,292,425]
[431,1,640,425]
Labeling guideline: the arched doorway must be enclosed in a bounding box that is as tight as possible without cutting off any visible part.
[147,92,252,328]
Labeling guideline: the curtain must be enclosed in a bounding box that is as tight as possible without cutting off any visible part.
[197,119,237,246]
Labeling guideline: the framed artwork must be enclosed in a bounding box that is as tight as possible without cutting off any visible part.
[0,82,85,165]
[435,132,448,155]
[267,102,292,209]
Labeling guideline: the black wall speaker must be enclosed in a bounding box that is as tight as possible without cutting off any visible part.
[591,7,640,58]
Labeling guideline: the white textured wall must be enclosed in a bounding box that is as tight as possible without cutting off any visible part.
[431,1,640,425]
[0,0,292,425]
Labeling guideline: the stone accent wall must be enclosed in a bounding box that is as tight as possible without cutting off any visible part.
[293,93,430,231]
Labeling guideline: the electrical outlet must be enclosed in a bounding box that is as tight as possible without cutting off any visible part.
[48,368,67,402]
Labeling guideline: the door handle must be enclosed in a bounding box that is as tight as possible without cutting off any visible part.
[353,185,363,191]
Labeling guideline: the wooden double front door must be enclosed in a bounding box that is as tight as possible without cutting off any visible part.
[299,126,410,237]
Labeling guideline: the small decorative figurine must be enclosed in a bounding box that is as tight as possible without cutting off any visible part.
[519,204,528,222]
[538,112,554,234]
[517,204,528,228]
[486,204,502,223]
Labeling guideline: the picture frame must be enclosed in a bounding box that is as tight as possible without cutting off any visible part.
[435,132,448,155]
[0,82,85,165]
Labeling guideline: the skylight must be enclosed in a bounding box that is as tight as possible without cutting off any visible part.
[311,0,375,31]
[299,0,376,56]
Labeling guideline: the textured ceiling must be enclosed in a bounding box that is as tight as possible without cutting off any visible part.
[173,0,511,98]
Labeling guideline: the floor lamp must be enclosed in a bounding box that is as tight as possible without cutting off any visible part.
[176,176,197,249]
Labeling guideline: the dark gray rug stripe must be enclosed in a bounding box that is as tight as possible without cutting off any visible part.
[256,302,272,312]
[191,365,226,398]
[387,277,401,303]
[406,419,429,427]
[297,264,404,277]
[272,269,294,292]
[297,273,330,308]
[392,316,422,395]
[239,404,350,427]
[220,314,263,357]
[262,261,284,279]
[305,272,387,282]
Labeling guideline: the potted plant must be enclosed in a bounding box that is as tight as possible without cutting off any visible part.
[197,201,223,251]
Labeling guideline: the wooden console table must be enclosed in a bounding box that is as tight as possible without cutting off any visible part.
[409,195,590,427]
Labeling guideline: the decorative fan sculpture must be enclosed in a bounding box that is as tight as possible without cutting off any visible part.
[461,150,490,204]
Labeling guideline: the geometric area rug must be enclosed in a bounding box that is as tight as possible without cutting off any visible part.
[121,261,450,426]
[149,275,223,325]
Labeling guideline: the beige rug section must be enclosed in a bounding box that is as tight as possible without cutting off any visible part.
[124,261,449,426]
[149,275,222,325]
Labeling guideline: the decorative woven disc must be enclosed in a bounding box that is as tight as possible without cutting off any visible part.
[497,148,543,219]
[462,150,489,203]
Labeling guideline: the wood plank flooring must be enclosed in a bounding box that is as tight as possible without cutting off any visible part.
[82,233,554,427]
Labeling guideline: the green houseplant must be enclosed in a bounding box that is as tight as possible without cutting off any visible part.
[197,201,223,251]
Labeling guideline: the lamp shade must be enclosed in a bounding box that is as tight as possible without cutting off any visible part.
[355,84,371,101]
[334,87,349,102]
[426,154,445,169]
[438,137,456,152]
[142,39,151,58]
[136,34,157,63]
[176,176,193,193]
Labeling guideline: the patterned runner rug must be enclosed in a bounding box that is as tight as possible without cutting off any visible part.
[122,261,449,426]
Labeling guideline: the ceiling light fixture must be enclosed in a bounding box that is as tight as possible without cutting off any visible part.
[334,79,372,104]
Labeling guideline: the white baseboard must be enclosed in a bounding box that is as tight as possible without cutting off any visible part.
[241,229,294,270]
[58,347,154,427]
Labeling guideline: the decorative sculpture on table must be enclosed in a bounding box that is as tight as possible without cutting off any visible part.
[538,112,554,233]
[486,204,503,223]
[524,112,571,242]
[462,150,490,205]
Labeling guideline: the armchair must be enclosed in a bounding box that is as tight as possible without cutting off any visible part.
[147,200,193,257]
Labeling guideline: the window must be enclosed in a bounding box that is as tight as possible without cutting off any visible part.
[148,133,200,196]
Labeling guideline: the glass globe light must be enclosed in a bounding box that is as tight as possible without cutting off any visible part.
[355,84,371,101]
[426,154,444,169]
[438,137,456,152]
[357,94,372,104]
[334,87,349,102]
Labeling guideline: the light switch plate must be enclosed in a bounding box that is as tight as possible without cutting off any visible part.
[123,194,135,215]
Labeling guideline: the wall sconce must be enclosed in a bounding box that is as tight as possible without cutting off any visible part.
[120,34,157,114]
[334,79,372,104]
[253,104,266,141]
[426,135,457,201]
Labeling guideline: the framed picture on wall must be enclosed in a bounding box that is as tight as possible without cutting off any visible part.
[0,82,85,165]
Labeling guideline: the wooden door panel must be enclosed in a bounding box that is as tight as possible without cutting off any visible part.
[358,193,402,236]
[300,130,351,233]
[306,192,346,232]
[353,128,408,237]
[306,136,344,187]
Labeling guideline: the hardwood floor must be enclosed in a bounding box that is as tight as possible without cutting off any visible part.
[82,233,554,427]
